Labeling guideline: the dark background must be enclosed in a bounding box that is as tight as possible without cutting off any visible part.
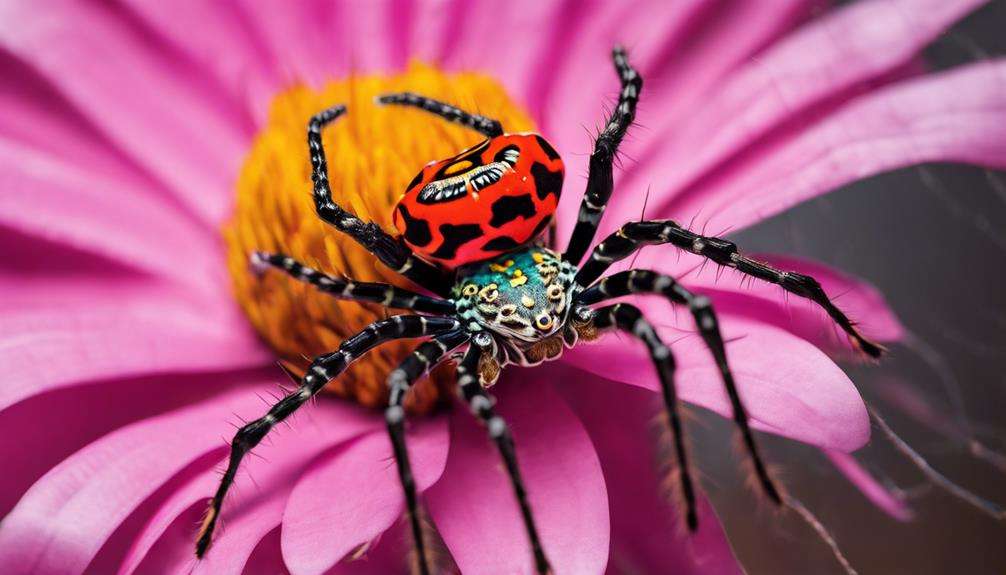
[689,2,1006,573]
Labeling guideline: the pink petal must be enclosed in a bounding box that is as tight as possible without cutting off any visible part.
[556,370,743,574]
[0,140,223,293]
[0,371,257,519]
[117,1,281,126]
[0,283,269,413]
[826,451,913,521]
[664,60,1006,235]
[119,394,382,575]
[426,374,610,574]
[551,0,819,239]
[608,0,984,230]
[621,250,904,353]
[563,315,869,451]
[0,380,283,574]
[0,0,250,225]
[0,50,164,196]
[281,420,449,575]
[432,0,571,108]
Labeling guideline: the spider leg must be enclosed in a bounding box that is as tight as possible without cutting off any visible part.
[385,329,471,575]
[580,271,783,513]
[307,105,450,295]
[195,315,459,558]
[589,302,700,530]
[575,219,884,357]
[455,343,551,574]
[563,45,642,265]
[251,251,455,315]
[375,92,504,138]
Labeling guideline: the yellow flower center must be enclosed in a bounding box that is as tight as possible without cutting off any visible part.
[224,63,536,413]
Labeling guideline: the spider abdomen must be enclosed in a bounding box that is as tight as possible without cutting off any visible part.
[393,134,564,268]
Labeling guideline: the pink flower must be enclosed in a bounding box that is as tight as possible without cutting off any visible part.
[1,0,1003,573]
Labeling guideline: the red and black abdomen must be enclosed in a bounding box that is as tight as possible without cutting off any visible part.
[393,133,564,269]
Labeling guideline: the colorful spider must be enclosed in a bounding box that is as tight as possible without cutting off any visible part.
[195,47,883,573]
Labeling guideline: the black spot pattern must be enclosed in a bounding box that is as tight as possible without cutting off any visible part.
[535,135,561,161]
[482,235,521,252]
[431,223,483,260]
[489,194,536,227]
[396,204,432,247]
[530,162,562,201]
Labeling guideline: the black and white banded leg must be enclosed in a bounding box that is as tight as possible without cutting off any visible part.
[251,251,456,315]
[195,315,459,558]
[590,303,699,530]
[576,220,884,357]
[308,105,450,296]
[385,330,471,575]
[563,45,643,265]
[580,271,783,511]
[456,340,551,574]
[375,92,504,138]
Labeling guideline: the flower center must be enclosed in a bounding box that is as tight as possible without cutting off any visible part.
[224,63,536,413]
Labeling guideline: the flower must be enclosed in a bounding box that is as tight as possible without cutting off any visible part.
[1,1,1003,574]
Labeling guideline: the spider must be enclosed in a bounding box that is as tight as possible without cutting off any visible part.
[195,46,883,574]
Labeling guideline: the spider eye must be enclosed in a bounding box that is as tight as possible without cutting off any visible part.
[535,314,555,331]
[462,284,478,297]
[546,284,564,300]
[499,304,517,317]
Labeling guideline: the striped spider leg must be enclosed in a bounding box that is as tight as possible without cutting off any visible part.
[562,45,642,265]
[384,330,471,575]
[575,220,884,358]
[308,105,451,296]
[196,315,461,557]
[578,270,785,528]
[454,338,551,574]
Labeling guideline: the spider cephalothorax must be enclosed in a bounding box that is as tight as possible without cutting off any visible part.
[198,47,885,574]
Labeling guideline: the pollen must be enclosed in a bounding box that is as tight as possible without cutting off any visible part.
[224,63,535,414]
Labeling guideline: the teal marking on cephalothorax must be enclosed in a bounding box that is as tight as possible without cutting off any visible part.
[452,246,577,343]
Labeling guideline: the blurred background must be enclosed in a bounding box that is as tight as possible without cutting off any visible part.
[690,2,1006,573]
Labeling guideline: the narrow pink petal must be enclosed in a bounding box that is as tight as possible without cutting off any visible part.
[556,370,743,574]
[282,420,449,575]
[118,1,281,126]
[433,0,571,109]
[233,0,341,87]
[608,0,985,230]
[0,380,282,574]
[118,395,382,575]
[0,140,222,292]
[0,370,256,519]
[563,315,869,451]
[0,284,269,413]
[826,451,913,521]
[665,60,1006,235]
[0,49,165,195]
[426,375,609,574]
[554,0,818,239]
[623,250,904,353]
[0,0,250,225]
